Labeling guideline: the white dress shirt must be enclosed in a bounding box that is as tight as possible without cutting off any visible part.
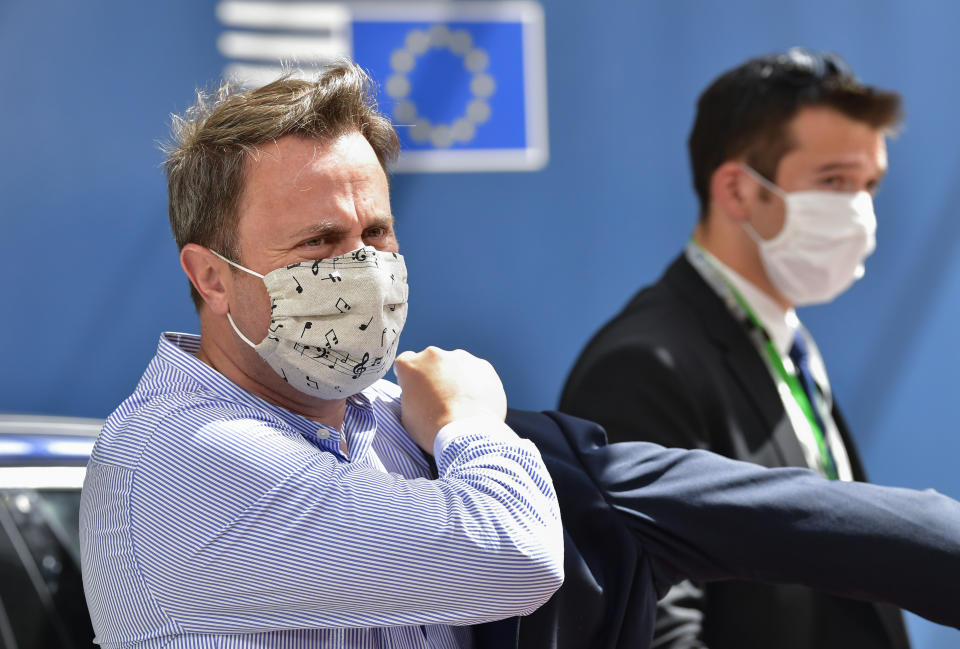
[695,250,853,481]
[80,332,564,649]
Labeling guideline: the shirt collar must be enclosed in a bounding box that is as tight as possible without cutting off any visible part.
[156,332,374,442]
[695,251,800,356]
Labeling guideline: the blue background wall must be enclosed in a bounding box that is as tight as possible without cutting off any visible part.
[2,1,958,645]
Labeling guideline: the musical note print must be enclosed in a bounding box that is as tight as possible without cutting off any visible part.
[296,342,353,372]
[305,376,319,390]
[293,277,304,294]
[314,347,334,367]
[324,329,339,348]
[323,272,342,282]
[269,322,283,333]
[303,251,378,271]
[286,344,385,378]
[359,316,373,331]
[352,352,369,379]
[280,368,289,383]
[381,328,388,346]
[335,297,351,313]
[285,262,303,270]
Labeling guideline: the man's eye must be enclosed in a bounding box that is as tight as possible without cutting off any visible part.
[364,227,386,239]
[818,176,855,192]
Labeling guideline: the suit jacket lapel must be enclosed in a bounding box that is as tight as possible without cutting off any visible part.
[832,405,868,481]
[668,254,908,647]
[662,255,808,468]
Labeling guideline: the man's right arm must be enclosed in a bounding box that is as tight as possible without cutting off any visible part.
[120,349,563,635]
[572,429,960,630]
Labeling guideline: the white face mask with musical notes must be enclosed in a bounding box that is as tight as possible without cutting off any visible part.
[211,246,408,399]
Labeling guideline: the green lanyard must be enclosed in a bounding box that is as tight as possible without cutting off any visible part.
[687,241,839,480]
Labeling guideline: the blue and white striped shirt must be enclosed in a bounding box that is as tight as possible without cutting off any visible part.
[80,333,563,649]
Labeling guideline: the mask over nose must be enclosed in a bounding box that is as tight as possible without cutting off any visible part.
[740,164,877,306]
[212,246,408,399]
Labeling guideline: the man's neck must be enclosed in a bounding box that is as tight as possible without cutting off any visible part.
[196,317,348,429]
[693,219,793,311]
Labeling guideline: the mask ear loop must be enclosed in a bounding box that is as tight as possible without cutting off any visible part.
[225,313,259,349]
[739,164,788,244]
[740,163,787,198]
[208,249,265,279]
[208,248,264,349]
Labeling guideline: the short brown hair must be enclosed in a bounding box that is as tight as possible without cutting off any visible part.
[688,48,903,218]
[163,61,400,310]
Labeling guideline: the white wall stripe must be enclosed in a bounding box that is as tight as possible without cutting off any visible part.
[217,31,350,62]
[216,2,352,31]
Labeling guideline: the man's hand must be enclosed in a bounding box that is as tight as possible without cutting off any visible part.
[393,347,508,454]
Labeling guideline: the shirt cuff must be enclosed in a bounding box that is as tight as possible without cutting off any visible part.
[433,416,519,458]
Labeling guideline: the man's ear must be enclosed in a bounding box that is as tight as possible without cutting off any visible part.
[180,244,231,316]
[710,161,755,223]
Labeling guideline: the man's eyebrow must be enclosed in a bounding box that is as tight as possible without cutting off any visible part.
[288,215,396,241]
[366,214,396,229]
[289,222,348,240]
[814,161,868,173]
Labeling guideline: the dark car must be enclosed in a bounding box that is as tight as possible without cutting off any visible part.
[0,414,100,649]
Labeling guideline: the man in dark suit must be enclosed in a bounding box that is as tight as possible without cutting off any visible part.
[560,49,909,648]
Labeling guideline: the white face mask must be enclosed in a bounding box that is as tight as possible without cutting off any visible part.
[212,246,408,399]
[741,164,877,306]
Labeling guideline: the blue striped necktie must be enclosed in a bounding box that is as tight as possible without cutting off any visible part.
[788,331,838,479]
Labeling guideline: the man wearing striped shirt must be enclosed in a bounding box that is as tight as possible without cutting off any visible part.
[79,63,564,649]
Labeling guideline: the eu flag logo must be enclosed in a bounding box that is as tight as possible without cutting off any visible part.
[217,2,548,173]
[352,3,547,172]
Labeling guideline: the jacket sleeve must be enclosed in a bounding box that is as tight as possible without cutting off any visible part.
[556,412,960,630]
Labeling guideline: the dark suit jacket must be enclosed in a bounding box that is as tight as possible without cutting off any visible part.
[477,409,960,649]
[558,254,910,649]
